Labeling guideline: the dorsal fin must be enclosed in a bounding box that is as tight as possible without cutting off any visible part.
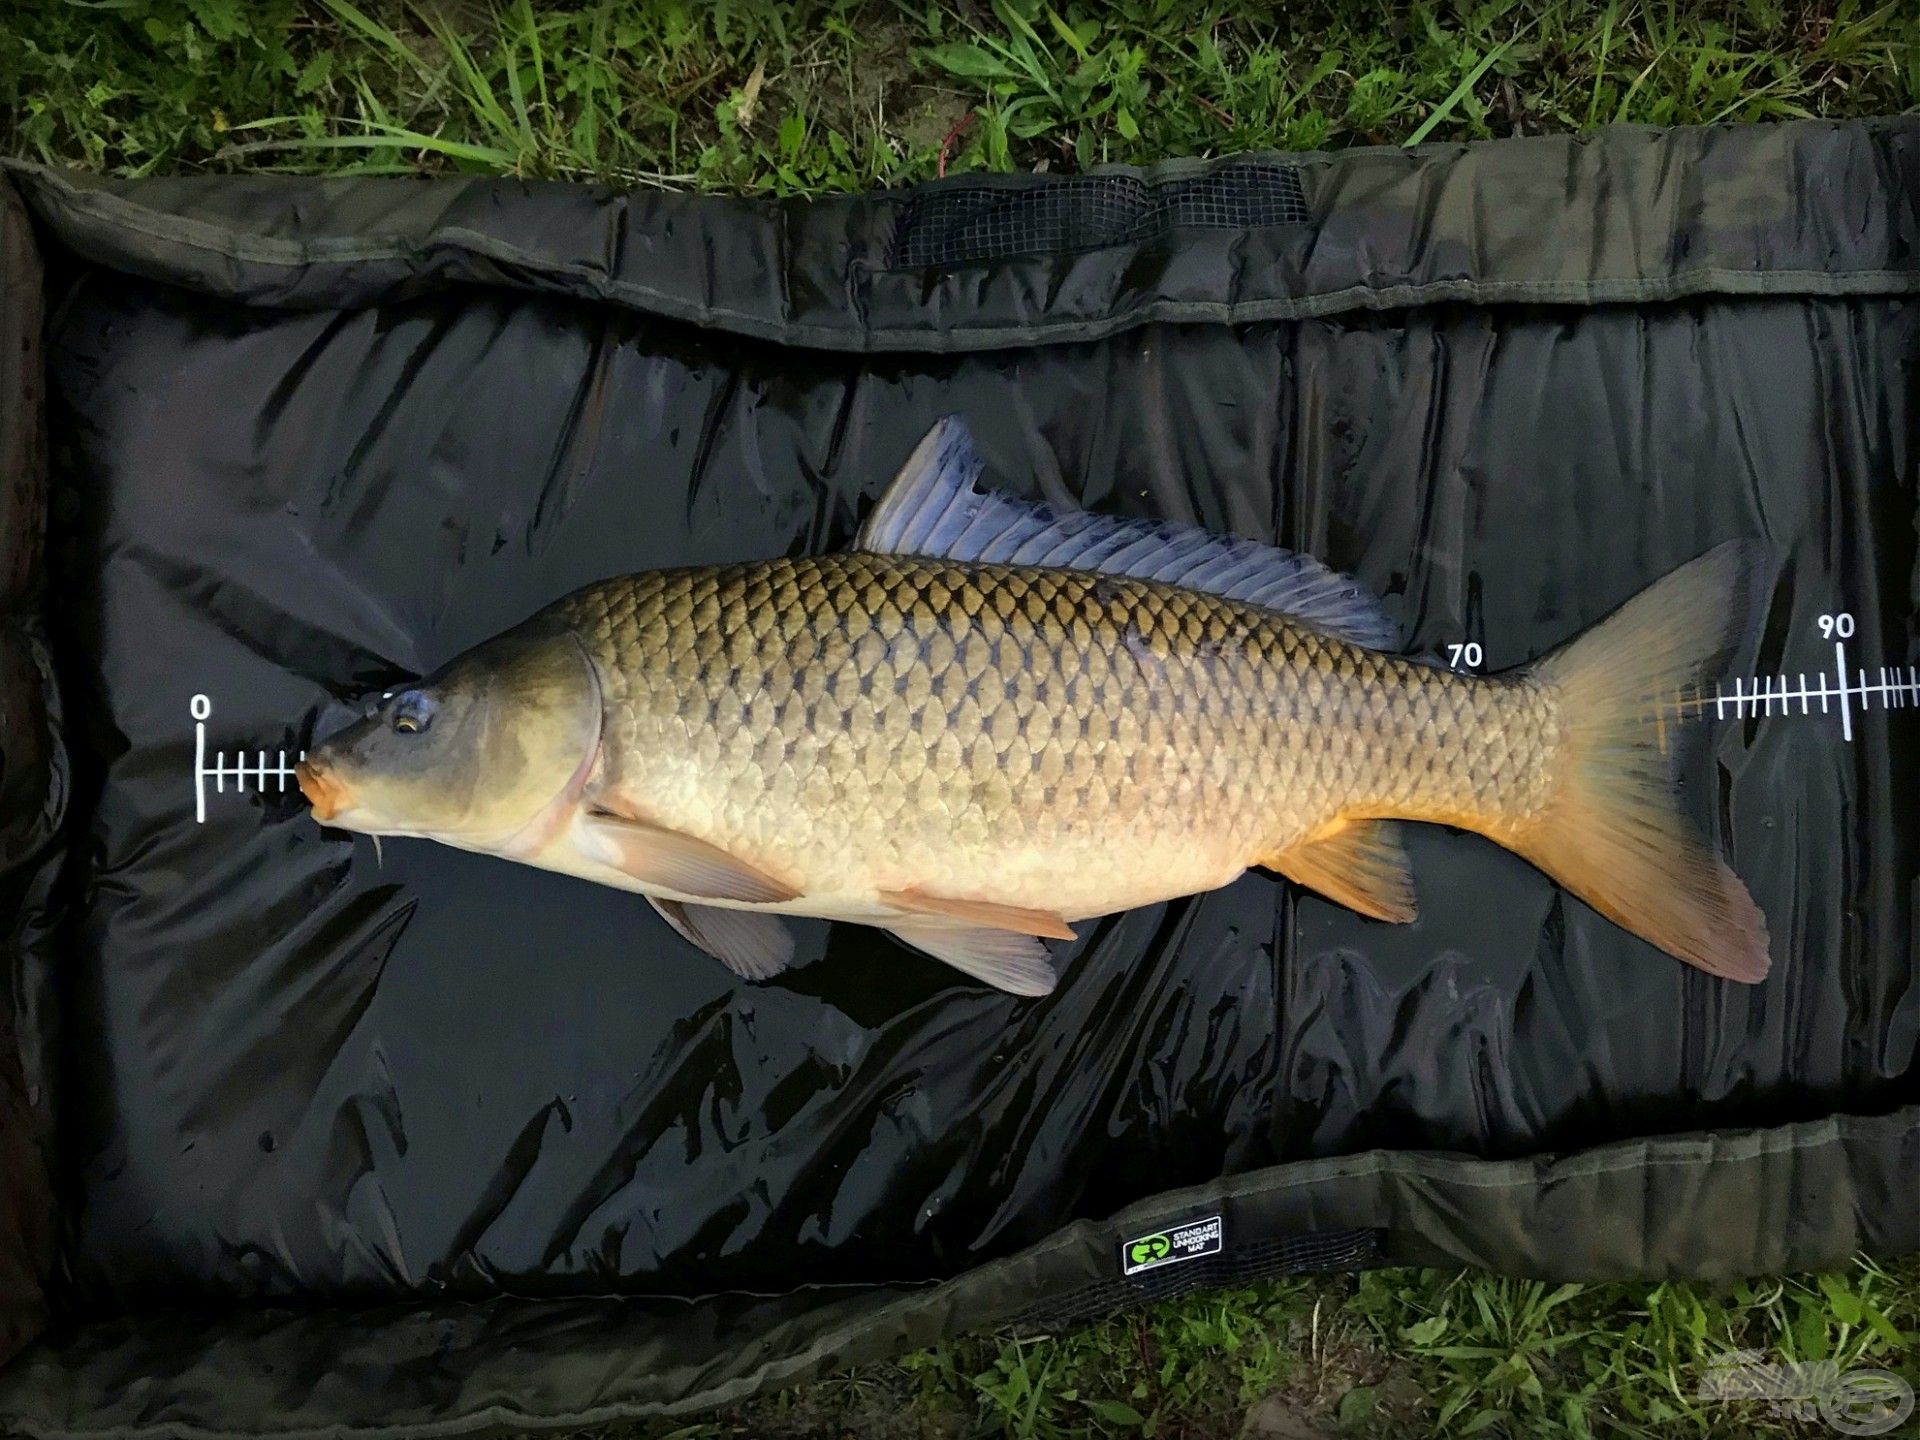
[857,417,1396,649]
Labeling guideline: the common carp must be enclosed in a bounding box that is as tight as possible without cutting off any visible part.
[296,417,1771,993]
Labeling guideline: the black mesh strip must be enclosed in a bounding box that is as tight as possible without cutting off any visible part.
[1005,1226,1380,1334]
[889,162,1310,270]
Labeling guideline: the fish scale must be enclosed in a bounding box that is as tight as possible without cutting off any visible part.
[554,552,1555,920]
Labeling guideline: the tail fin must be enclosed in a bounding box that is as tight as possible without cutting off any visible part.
[1515,542,1772,981]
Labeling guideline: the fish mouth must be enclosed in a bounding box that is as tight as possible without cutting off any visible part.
[296,759,350,822]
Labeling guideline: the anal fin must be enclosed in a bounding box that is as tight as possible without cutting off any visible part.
[1265,820,1417,923]
[648,898,795,982]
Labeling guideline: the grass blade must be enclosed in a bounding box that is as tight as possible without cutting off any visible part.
[1586,0,1619,129]
[1406,37,1514,146]
[224,129,518,166]
[412,3,522,163]
[315,0,431,81]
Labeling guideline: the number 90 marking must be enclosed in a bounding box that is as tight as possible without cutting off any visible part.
[1818,613,1854,640]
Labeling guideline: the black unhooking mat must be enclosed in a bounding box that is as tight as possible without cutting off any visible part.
[0,119,1915,1437]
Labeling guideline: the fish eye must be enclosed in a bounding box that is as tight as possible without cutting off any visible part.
[390,691,434,736]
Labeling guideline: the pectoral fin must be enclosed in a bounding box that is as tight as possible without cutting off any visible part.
[582,810,799,904]
[888,921,1058,996]
[1266,821,1417,923]
[648,898,794,981]
[880,887,1076,940]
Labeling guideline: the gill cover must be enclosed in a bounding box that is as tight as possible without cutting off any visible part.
[304,624,601,843]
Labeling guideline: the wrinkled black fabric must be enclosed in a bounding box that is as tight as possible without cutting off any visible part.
[7,120,1917,346]
[0,119,1915,1436]
[37,271,1917,1305]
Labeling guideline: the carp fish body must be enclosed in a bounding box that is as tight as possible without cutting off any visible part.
[298,418,1771,994]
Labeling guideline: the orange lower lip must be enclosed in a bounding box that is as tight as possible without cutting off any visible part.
[296,760,348,822]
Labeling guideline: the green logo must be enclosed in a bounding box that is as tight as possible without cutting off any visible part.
[1121,1215,1223,1275]
[1127,1234,1171,1267]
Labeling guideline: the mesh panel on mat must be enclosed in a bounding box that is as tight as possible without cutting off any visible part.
[1007,1227,1380,1334]
[889,163,1310,269]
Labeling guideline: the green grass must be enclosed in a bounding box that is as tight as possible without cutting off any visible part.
[2,1,1916,188]
[664,1257,1920,1437]
[4,1,1918,1436]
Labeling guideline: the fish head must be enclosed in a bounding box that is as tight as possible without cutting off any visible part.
[297,627,601,848]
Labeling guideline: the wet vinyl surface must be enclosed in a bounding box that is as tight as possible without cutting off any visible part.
[42,273,1919,1305]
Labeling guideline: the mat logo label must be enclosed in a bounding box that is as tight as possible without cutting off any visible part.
[1120,1215,1223,1276]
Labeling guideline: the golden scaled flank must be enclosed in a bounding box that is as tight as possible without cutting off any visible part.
[556,553,1559,902]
